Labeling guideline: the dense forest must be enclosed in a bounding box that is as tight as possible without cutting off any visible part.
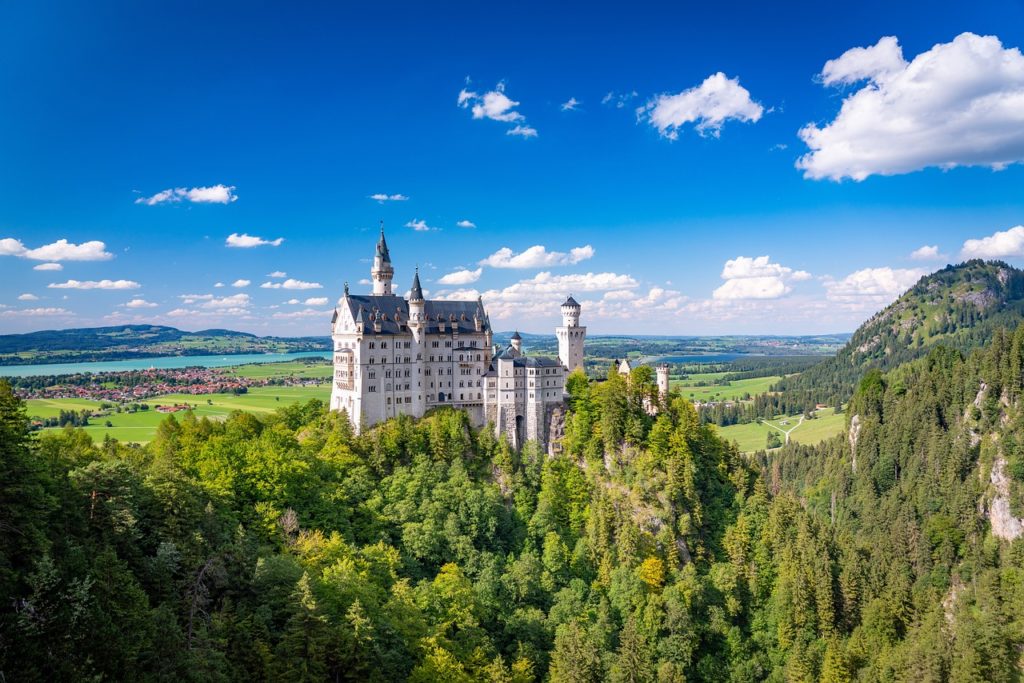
[4,309,1024,679]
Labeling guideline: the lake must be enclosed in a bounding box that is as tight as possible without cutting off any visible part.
[0,351,333,377]
[641,353,750,364]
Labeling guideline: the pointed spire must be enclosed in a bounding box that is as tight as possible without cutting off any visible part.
[410,266,424,301]
[343,281,349,297]
[376,221,391,262]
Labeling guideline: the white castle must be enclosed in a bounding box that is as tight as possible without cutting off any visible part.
[330,226,586,448]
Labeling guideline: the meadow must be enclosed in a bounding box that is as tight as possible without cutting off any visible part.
[26,385,330,443]
[717,406,847,453]
[671,371,781,402]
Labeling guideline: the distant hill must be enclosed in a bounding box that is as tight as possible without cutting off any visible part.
[776,259,1024,402]
[0,325,330,365]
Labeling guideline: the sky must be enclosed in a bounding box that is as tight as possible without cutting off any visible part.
[2,0,1024,336]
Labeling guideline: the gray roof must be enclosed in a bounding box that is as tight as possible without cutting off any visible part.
[410,268,424,301]
[376,226,391,262]
[339,294,487,334]
[562,295,580,307]
[485,354,563,375]
[511,330,521,340]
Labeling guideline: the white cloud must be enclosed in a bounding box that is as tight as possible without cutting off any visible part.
[798,33,1024,181]
[33,262,63,271]
[960,225,1024,259]
[910,245,946,261]
[123,298,158,308]
[166,308,193,317]
[358,278,372,286]
[226,233,284,248]
[136,184,237,205]
[438,267,482,285]
[713,255,809,300]
[272,308,331,319]
[0,307,72,317]
[267,271,287,278]
[0,238,113,261]
[179,293,214,303]
[823,267,926,308]
[369,193,409,203]
[17,293,38,301]
[214,281,225,287]
[260,278,322,290]
[601,91,637,108]
[48,279,140,290]
[561,97,580,111]
[639,72,764,139]
[820,35,906,86]
[199,293,251,310]
[507,125,538,138]
[459,81,536,136]
[232,279,251,287]
[405,219,436,232]
[296,296,328,305]
[479,271,638,319]
[456,220,476,229]
[480,244,595,269]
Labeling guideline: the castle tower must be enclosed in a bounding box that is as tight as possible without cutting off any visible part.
[657,364,670,400]
[408,267,425,323]
[510,330,522,355]
[556,295,585,371]
[371,223,394,295]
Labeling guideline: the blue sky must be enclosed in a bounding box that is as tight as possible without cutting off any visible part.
[2,0,1024,336]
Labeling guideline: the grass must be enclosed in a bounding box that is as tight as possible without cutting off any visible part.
[26,385,331,444]
[672,372,781,402]
[225,360,333,380]
[717,407,847,453]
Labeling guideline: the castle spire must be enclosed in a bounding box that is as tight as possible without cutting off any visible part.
[371,221,394,296]
[409,266,424,301]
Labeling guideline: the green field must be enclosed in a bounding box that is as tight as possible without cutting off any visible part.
[672,372,781,402]
[26,385,330,443]
[225,360,333,380]
[717,407,847,453]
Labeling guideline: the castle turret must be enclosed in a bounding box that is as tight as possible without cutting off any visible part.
[510,330,522,355]
[657,364,670,400]
[556,295,586,371]
[409,267,425,322]
[371,223,394,295]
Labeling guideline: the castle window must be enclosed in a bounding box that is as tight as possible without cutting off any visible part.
[432,341,439,348]
[381,342,387,349]
[369,342,376,349]
[445,341,452,348]
[369,385,376,392]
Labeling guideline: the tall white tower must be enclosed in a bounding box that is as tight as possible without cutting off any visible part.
[371,224,394,295]
[556,295,586,372]
[657,364,670,400]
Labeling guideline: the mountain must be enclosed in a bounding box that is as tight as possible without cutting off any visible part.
[775,259,1024,403]
[0,325,330,365]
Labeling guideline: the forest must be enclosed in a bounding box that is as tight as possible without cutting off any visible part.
[3,314,1024,681]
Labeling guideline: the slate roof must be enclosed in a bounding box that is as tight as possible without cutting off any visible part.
[339,294,487,334]
[562,295,580,307]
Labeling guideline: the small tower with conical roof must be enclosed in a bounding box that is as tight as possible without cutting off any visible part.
[371,223,394,295]
[510,330,522,356]
[657,364,670,400]
[556,295,585,372]
[408,267,425,331]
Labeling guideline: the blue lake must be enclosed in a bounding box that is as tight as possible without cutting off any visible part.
[642,353,749,364]
[0,351,332,377]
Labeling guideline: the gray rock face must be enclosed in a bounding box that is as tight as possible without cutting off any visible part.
[989,456,1024,541]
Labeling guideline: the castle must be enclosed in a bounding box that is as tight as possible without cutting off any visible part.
[330,227,586,448]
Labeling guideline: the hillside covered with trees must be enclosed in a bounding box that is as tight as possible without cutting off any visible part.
[4,317,1024,680]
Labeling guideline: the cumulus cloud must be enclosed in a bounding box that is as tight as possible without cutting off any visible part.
[226,233,283,248]
[713,255,810,300]
[123,298,158,308]
[0,307,72,317]
[214,282,225,288]
[561,97,580,111]
[136,184,237,205]
[438,267,483,285]
[48,279,140,290]
[480,244,595,269]
[602,91,637,108]
[179,293,214,303]
[272,308,332,319]
[1,238,113,261]
[459,81,536,137]
[639,72,764,139]
[404,219,436,232]
[369,193,408,203]
[477,271,638,319]
[286,297,328,306]
[823,267,926,308]
[260,278,322,290]
[200,293,250,309]
[960,224,1024,259]
[17,293,38,301]
[456,220,476,229]
[232,279,251,287]
[33,262,63,271]
[910,245,946,261]
[507,125,538,138]
[798,33,1024,181]
[267,271,287,278]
